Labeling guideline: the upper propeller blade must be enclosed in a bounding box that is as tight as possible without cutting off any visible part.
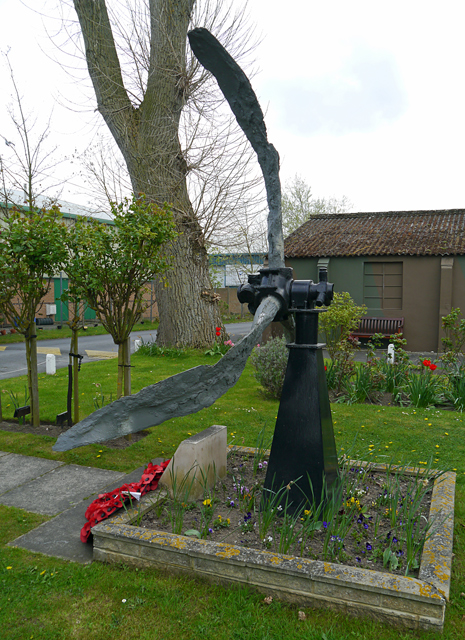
[188,28,284,270]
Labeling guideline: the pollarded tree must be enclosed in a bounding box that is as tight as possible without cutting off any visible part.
[65,194,177,398]
[0,206,69,426]
[68,0,256,347]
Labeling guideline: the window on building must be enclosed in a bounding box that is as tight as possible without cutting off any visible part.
[363,262,403,309]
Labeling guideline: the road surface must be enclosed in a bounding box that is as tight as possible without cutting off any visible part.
[0,322,254,380]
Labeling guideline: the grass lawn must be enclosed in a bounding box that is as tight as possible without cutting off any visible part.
[0,351,464,639]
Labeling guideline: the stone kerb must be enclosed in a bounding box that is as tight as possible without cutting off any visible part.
[92,444,455,632]
[159,425,227,500]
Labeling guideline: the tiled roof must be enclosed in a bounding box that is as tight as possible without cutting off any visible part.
[284,209,465,258]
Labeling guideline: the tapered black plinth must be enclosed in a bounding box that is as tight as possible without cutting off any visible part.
[262,311,338,512]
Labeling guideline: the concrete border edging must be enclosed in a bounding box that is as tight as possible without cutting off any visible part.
[92,449,455,631]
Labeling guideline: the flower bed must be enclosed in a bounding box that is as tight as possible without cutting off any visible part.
[91,447,455,631]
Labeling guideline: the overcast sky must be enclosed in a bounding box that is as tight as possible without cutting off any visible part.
[1,0,465,214]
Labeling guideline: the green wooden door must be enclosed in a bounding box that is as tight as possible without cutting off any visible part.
[54,277,69,322]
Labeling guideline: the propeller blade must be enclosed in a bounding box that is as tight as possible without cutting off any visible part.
[188,27,284,270]
[53,297,281,451]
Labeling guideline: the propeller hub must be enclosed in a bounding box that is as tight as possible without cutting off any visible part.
[237,267,334,320]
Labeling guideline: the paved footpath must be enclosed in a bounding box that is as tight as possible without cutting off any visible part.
[0,451,163,564]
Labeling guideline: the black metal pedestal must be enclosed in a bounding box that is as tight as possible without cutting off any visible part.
[262,310,338,512]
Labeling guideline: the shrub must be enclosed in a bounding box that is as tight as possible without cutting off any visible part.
[250,336,289,399]
[319,292,366,394]
[319,292,366,360]
[441,307,465,366]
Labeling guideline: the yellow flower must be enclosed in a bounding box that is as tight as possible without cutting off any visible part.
[6,566,12,570]
[217,514,222,522]
[203,499,212,507]
[226,518,230,525]
[40,570,46,576]
[445,432,449,435]
[304,509,311,516]
[435,445,439,448]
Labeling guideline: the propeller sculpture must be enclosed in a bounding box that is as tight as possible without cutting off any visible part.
[54,28,338,509]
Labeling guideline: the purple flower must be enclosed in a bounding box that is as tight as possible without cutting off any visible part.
[323,521,328,529]
[208,528,213,534]
[356,557,361,563]
[366,543,372,551]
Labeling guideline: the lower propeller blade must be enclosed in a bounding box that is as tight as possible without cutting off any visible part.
[53,296,281,451]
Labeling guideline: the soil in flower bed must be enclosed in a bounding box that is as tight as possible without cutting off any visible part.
[138,450,442,577]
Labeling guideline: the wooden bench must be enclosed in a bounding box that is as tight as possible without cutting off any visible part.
[351,317,404,340]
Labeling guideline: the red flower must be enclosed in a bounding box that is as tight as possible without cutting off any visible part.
[324,365,327,371]
[215,326,221,337]
[422,359,431,367]
[429,363,437,371]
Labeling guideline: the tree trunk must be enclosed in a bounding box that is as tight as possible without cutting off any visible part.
[73,0,222,347]
[123,337,131,397]
[72,329,79,423]
[25,322,39,427]
[117,342,124,400]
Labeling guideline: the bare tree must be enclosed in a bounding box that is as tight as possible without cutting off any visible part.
[282,174,353,237]
[53,0,262,347]
[0,53,64,209]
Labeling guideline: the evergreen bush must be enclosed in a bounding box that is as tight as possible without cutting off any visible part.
[250,336,289,399]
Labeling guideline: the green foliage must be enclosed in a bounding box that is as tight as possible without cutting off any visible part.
[64,195,177,343]
[441,307,465,365]
[0,206,68,334]
[64,194,177,396]
[406,362,443,408]
[320,292,366,394]
[320,292,367,359]
[341,363,384,405]
[0,205,69,424]
[137,340,186,358]
[250,336,289,399]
